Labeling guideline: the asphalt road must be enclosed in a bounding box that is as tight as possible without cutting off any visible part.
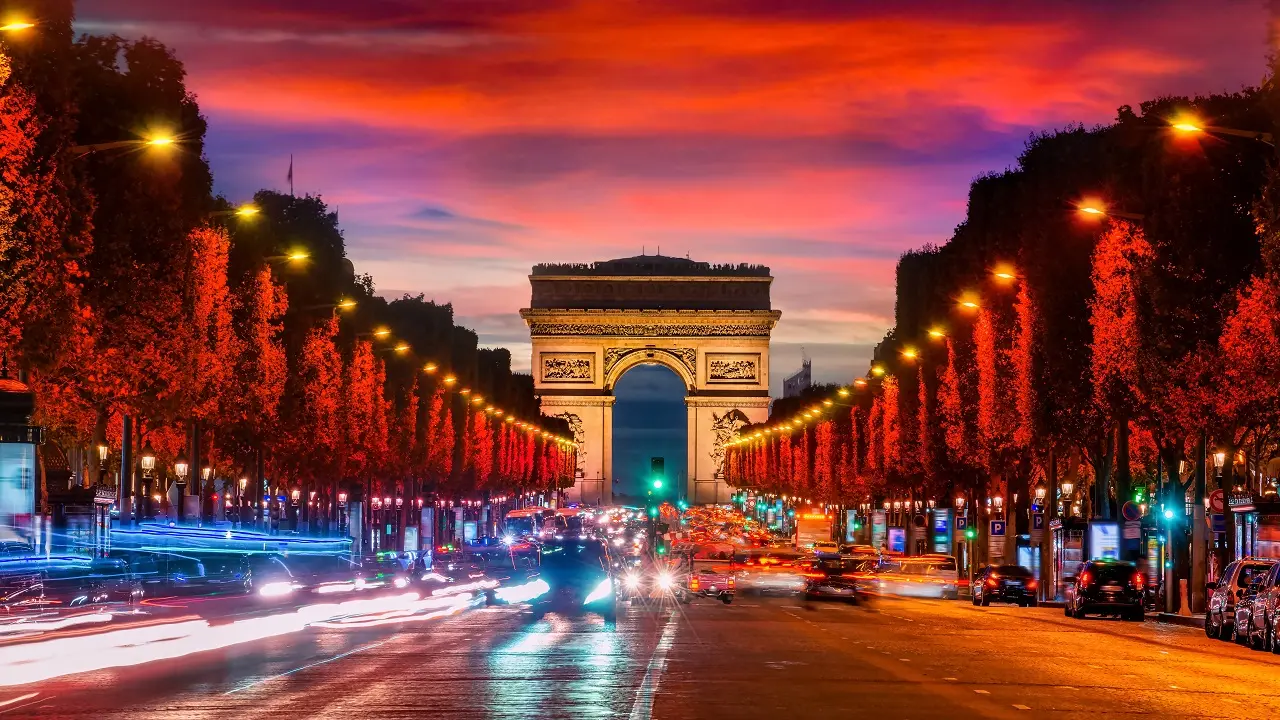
[6,594,1280,718]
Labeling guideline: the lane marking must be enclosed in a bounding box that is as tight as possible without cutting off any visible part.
[974,690,990,694]
[0,696,37,709]
[224,640,391,695]
[899,658,910,662]
[629,610,679,720]
[1013,704,1031,710]
[0,698,46,716]
[943,677,958,681]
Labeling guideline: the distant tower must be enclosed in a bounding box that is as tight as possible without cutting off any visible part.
[782,351,812,399]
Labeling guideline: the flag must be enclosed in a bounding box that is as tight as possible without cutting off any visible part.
[287,154,294,196]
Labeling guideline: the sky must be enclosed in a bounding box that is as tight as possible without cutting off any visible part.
[78,0,1271,394]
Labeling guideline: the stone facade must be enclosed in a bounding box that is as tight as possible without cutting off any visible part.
[520,256,778,504]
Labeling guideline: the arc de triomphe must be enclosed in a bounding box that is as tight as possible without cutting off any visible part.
[520,255,779,505]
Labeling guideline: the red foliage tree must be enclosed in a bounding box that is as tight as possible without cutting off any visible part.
[882,376,900,475]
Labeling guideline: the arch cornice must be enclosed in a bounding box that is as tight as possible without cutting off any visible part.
[603,347,696,391]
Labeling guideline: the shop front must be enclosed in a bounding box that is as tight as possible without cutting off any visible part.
[1229,492,1280,559]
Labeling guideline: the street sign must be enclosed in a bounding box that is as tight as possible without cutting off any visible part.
[956,516,968,531]
[1209,489,1225,514]
[1122,520,1141,540]
[1121,501,1141,522]
[1030,513,1044,545]
[990,520,1006,536]
[1211,513,1226,534]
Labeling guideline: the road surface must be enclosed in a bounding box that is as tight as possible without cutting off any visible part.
[5,595,1280,718]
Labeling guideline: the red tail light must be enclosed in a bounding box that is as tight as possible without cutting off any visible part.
[1079,571,1092,586]
[690,576,700,591]
[1026,579,1038,590]
[1130,573,1144,588]
[727,577,735,589]
[985,577,999,587]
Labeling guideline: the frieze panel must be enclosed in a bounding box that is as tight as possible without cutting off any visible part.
[528,322,775,337]
[707,353,760,383]
[540,353,595,383]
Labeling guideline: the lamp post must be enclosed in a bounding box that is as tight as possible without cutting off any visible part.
[174,452,189,523]
[140,442,156,519]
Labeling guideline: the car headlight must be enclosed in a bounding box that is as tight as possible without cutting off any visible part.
[393,577,409,588]
[656,572,674,590]
[584,578,614,605]
[624,573,641,590]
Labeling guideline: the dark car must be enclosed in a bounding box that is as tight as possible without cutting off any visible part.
[529,538,617,625]
[0,556,141,611]
[118,552,209,596]
[803,557,869,603]
[973,565,1038,607]
[1064,560,1144,621]
[1233,563,1280,651]
[1205,558,1275,640]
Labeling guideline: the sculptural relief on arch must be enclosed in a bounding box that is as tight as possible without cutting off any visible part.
[521,255,779,505]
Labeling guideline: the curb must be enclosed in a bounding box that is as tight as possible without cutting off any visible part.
[1156,612,1205,629]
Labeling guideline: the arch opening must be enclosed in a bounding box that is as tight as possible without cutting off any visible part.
[610,363,688,506]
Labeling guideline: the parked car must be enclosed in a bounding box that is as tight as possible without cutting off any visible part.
[1233,562,1280,651]
[973,565,1038,607]
[1064,559,1144,621]
[1205,558,1276,640]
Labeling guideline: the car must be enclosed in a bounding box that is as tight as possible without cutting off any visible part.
[687,564,735,603]
[529,537,618,626]
[734,549,807,595]
[1205,558,1276,640]
[973,565,1038,607]
[812,541,841,557]
[1064,559,1144,621]
[802,557,870,603]
[1233,563,1280,651]
[873,555,960,600]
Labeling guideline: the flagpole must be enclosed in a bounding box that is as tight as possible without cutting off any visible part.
[288,154,294,197]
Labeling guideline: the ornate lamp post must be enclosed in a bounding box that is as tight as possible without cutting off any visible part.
[140,442,157,519]
[174,452,189,522]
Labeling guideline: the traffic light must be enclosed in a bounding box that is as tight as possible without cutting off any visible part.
[647,505,658,518]
[652,478,664,490]
[964,526,977,540]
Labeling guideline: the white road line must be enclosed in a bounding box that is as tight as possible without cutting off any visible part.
[629,610,680,720]
[1013,704,1031,710]
[943,677,958,681]
[974,689,990,694]
[0,696,37,709]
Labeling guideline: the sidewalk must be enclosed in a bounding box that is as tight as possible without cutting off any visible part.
[1156,612,1205,629]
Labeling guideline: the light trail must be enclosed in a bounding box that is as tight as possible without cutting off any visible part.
[0,590,478,687]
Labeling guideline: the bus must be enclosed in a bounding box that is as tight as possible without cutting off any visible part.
[504,507,550,540]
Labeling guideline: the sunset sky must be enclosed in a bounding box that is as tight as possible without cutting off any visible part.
[79,0,1269,393]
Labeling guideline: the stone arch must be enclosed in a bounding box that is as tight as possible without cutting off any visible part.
[602,347,696,392]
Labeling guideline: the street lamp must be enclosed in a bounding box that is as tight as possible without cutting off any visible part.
[1,21,35,31]
[140,442,156,475]
[1170,116,1274,146]
[69,134,177,157]
[955,496,966,511]
[174,452,189,523]
[1034,483,1047,503]
[1077,202,1144,222]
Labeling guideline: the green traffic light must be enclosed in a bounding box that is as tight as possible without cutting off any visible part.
[964,527,976,540]
[653,478,664,490]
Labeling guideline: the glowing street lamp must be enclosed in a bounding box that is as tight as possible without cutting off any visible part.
[1077,201,1144,221]
[870,364,886,377]
[927,327,946,340]
[1170,115,1273,146]
[1,21,35,31]
[69,133,178,157]
[900,347,918,361]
